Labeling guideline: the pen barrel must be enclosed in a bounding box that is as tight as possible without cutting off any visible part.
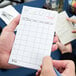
[54,68,61,76]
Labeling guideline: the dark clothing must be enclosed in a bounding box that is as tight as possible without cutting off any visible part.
[60,52,76,65]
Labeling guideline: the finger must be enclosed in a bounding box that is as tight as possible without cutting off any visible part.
[53,60,75,73]
[42,56,53,70]
[56,42,65,51]
[53,60,66,69]
[72,30,76,33]
[53,35,59,43]
[4,15,20,32]
[41,56,56,76]
[53,60,67,73]
[53,60,75,76]
[67,18,76,24]
[51,44,58,52]
[8,15,20,31]
[40,65,42,68]
[36,69,41,76]
[65,43,72,52]
[57,42,72,54]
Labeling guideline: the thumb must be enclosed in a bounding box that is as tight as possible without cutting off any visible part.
[56,42,66,52]
[3,15,20,32]
[41,56,56,76]
[42,56,53,70]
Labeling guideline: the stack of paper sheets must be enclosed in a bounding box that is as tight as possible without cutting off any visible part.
[9,6,58,69]
[56,11,76,44]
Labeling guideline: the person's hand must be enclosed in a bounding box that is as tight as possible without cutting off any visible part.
[53,60,75,76]
[67,18,76,33]
[52,34,59,52]
[0,15,20,69]
[52,18,76,52]
[56,42,72,54]
[52,33,72,54]
[36,56,75,76]
[36,56,56,76]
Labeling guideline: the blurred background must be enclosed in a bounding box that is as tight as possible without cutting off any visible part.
[0,0,34,8]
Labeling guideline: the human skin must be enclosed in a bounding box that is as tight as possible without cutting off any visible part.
[36,56,75,76]
[0,15,20,69]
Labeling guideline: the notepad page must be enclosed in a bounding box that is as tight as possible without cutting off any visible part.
[0,5,19,25]
[9,6,58,69]
[56,11,75,44]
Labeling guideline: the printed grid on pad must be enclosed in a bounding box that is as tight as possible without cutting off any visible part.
[9,6,58,69]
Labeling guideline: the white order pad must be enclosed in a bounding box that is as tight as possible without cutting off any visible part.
[9,6,58,69]
[56,11,76,44]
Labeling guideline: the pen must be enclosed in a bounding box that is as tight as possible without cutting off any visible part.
[54,67,61,76]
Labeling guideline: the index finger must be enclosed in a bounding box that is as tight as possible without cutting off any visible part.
[53,60,75,73]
